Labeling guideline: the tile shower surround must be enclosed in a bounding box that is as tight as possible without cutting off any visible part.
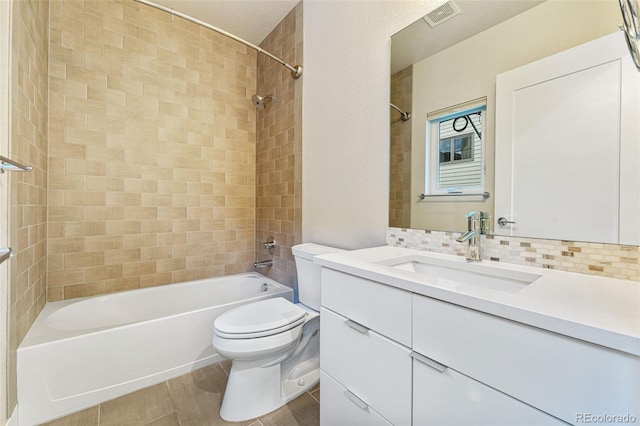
[256,3,303,288]
[389,66,412,229]
[387,227,640,281]
[9,0,49,414]
[7,1,302,419]
[48,0,258,301]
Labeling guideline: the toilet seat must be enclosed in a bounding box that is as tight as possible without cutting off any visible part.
[214,297,307,339]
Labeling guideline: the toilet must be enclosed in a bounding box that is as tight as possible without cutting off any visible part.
[212,243,344,422]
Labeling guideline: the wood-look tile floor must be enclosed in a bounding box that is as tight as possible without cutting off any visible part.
[42,360,320,426]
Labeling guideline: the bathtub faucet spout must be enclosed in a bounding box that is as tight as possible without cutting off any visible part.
[253,259,273,268]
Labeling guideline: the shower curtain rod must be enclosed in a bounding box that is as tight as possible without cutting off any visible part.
[133,0,303,79]
[390,103,411,121]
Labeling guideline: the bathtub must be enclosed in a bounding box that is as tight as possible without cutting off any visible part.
[17,272,293,426]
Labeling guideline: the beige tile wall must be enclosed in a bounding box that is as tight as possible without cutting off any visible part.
[255,3,303,287]
[389,66,412,229]
[48,0,257,301]
[8,0,49,414]
[387,227,640,281]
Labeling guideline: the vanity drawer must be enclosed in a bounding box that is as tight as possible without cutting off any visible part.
[412,353,563,425]
[413,294,640,424]
[320,307,412,426]
[320,370,391,426]
[321,268,412,346]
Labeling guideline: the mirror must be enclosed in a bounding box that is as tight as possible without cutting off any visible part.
[390,0,625,238]
[619,0,640,70]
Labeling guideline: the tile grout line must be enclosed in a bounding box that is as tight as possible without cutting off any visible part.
[219,360,230,377]
[308,390,320,405]
[163,379,183,426]
[53,361,318,425]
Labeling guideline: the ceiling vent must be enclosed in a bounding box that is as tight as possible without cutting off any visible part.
[423,0,461,27]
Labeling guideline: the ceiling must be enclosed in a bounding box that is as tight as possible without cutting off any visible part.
[391,0,545,73]
[144,0,545,72]
[150,0,299,46]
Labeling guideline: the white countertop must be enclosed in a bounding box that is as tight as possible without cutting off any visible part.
[315,246,640,356]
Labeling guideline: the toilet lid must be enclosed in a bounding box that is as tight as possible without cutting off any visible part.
[214,297,307,337]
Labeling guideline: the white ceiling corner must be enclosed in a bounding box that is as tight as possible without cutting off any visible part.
[149,0,300,46]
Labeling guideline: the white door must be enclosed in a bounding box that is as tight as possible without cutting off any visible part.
[495,31,640,244]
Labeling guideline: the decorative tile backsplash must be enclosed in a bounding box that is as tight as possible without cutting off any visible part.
[387,227,640,282]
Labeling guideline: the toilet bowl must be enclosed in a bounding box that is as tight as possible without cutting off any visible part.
[212,243,343,422]
[213,300,320,421]
[213,297,310,363]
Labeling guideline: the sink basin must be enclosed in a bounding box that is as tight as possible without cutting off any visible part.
[377,255,541,293]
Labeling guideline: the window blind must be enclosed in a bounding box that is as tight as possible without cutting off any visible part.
[427,97,487,121]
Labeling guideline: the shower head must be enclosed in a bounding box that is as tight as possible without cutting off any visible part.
[252,94,274,110]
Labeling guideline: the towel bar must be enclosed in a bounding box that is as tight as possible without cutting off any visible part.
[0,155,33,173]
[0,247,13,265]
[419,192,490,200]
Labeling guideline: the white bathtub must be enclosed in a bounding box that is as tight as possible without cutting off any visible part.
[17,272,293,426]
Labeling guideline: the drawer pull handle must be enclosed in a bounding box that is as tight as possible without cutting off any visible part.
[410,351,448,372]
[344,319,369,334]
[343,390,368,410]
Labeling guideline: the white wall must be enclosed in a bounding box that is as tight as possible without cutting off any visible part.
[301,0,440,249]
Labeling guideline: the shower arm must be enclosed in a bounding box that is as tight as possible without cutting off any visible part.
[133,0,303,79]
[390,103,411,121]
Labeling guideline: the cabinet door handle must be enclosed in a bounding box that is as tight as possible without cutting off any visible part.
[343,390,369,410]
[410,351,448,372]
[344,319,369,334]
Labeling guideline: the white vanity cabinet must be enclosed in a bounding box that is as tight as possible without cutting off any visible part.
[413,294,640,425]
[320,370,392,426]
[319,263,640,426]
[412,353,563,425]
[320,268,412,425]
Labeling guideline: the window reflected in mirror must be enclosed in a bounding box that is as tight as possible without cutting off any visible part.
[428,104,485,194]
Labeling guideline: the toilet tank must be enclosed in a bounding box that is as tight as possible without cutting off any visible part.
[292,243,345,310]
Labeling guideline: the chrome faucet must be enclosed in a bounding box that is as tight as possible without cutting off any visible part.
[253,259,273,268]
[456,211,489,262]
[254,237,276,269]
